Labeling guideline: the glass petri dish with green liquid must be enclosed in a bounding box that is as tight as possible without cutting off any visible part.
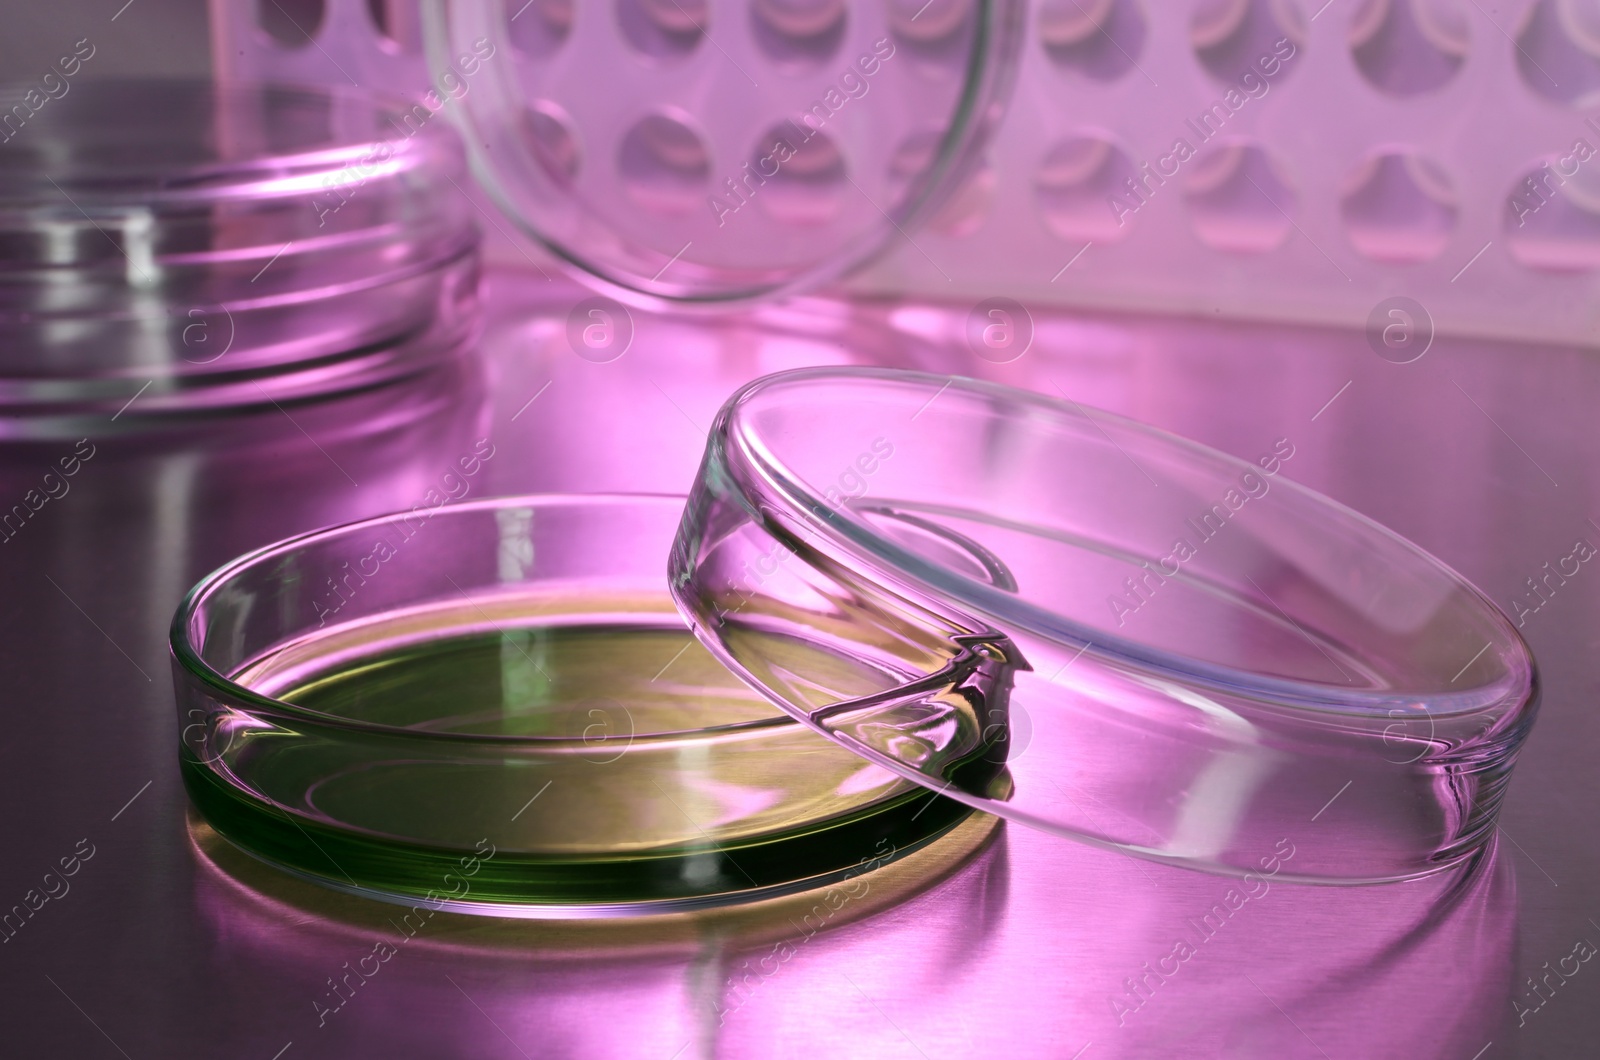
[171,494,973,916]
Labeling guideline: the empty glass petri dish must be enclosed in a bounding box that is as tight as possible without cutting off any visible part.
[0,79,479,426]
[670,368,1540,884]
[421,0,1025,307]
[172,494,970,916]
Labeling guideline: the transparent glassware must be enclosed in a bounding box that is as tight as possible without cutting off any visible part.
[422,0,1025,307]
[0,79,479,426]
[172,493,970,916]
[670,367,1540,883]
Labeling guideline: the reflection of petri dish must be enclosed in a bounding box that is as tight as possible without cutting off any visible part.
[188,805,1002,956]
[173,495,970,916]
[671,368,1540,884]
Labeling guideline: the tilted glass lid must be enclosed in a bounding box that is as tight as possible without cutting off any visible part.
[423,0,1023,307]
[669,368,1539,884]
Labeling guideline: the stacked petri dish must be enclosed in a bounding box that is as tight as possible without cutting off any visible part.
[0,79,479,429]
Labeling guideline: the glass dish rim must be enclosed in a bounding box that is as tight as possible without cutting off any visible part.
[708,366,1537,719]
[0,77,462,207]
[171,492,804,746]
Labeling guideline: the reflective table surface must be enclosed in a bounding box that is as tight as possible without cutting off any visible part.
[1,268,1595,1058]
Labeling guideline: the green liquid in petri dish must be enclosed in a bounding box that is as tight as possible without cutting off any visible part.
[182,605,972,914]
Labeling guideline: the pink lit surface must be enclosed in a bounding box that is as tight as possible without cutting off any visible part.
[2,267,1596,1057]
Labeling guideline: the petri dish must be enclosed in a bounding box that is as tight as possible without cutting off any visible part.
[0,79,479,426]
[172,494,971,916]
[420,0,1025,308]
[669,368,1540,884]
